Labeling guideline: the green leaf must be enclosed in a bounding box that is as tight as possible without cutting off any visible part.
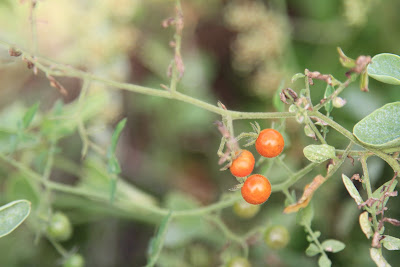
[273,81,285,112]
[291,73,305,83]
[367,53,400,85]
[370,248,392,267]
[146,212,173,267]
[318,255,332,267]
[353,102,400,148]
[324,85,334,113]
[108,118,127,156]
[337,47,356,68]
[372,179,398,207]
[22,102,39,129]
[107,155,121,175]
[321,239,345,253]
[359,212,373,239]
[297,203,314,227]
[305,243,320,256]
[382,235,400,250]
[342,174,363,205]
[303,144,336,163]
[0,200,31,238]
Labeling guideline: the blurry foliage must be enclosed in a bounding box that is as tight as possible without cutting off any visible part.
[0,0,399,267]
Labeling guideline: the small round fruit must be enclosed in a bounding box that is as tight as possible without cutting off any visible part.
[230,150,255,177]
[241,174,271,205]
[227,257,251,267]
[233,200,260,219]
[63,254,85,267]
[264,225,290,250]
[255,129,284,158]
[46,212,72,242]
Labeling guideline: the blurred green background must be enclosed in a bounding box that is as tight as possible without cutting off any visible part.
[0,0,399,266]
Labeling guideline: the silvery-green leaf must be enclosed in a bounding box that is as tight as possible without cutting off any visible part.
[367,53,400,85]
[303,144,336,163]
[0,200,31,238]
[342,174,363,205]
[353,102,400,148]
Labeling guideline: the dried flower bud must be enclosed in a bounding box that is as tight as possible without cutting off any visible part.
[333,97,347,108]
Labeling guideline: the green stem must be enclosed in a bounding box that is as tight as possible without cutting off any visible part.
[305,225,328,258]
[313,78,351,111]
[47,235,69,258]
[360,155,379,229]
[273,162,320,191]
[169,0,183,93]
[207,215,248,257]
[276,156,294,175]
[305,115,326,144]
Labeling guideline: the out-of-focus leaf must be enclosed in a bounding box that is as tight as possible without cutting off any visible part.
[305,243,319,256]
[337,47,356,68]
[22,102,39,129]
[324,85,334,113]
[0,200,31,238]
[342,174,363,205]
[382,235,400,250]
[108,118,127,156]
[359,212,373,239]
[353,102,400,148]
[321,239,345,253]
[367,53,400,85]
[370,248,391,267]
[291,73,305,83]
[285,175,325,214]
[146,212,173,267]
[297,202,314,227]
[318,255,332,267]
[372,179,398,208]
[303,144,336,163]
[273,81,285,112]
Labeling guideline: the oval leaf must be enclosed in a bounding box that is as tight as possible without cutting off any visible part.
[367,53,400,85]
[291,73,305,83]
[306,243,320,256]
[359,212,373,239]
[321,239,345,253]
[353,102,400,148]
[370,248,391,267]
[318,255,332,267]
[0,200,31,238]
[303,144,336,163]
[342,174,363,205]
[382,235,400,250]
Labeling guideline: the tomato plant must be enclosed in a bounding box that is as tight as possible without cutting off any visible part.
[241,174,271,205]
[255,129,284,158]
[230,150,255,177]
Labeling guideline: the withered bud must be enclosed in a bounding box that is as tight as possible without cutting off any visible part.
[214,121,230,138]
[174,54,185,79]
[279,91,289,104]
[162,17,175,28]
[351,174,362,182]
[47,75,68,96]
[305,69,332,85]
[382,218,400,226]
[371,232,382,248]
[9,47,22,57]
[333,97,347,108]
